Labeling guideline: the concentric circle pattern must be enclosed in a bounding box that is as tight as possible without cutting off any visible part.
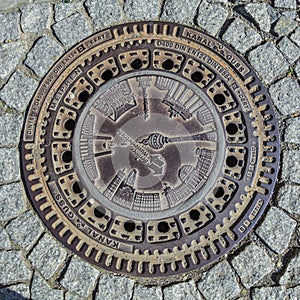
[21,22,280,284]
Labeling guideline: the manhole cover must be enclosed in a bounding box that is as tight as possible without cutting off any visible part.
[21,22,280,284]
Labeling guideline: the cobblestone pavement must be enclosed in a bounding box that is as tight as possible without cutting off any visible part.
[0,0,299,299]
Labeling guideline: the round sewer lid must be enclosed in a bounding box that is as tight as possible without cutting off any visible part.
[20,22,280,285]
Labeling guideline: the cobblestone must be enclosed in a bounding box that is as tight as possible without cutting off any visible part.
[61,256,99,298]
[269,78,300,115]
[25,36,64,77]
[248,42,289,84]
[0,12,20,43]
[0,227,11,250]
[161,0,200,24]
[0,284,30,300]
[164,280,202,300]
[245,3,271,32]
[65,292,85,300]
[0,41,27,80]
[285,117,300,144]
[197,261,241,300]
[282,150,300,183]
[0,148,20,184]
[6,210,44,251]
[251,286,286,300]
[231,243,274,288]
[290,27,300,47]
[223,18,262,54]
[287,285,300,298]
[28,233,67,279]
[295,60,300,78]
[132,284,163,300]
[21,3,50,33]
[52,12,92,48]
[124,0,159,20]
[280,251,300,286]
[31,272,64,300]
[54,1,83,22]
[0,250,31,284]
[278,185,300,216]
[0,70,38,112]
[256,207,297,254]
[96,274,135,300]
[0,110,23,146]
[273,16,297,37]
[85,0,122,30]
[196,0,228,36]
[274,0,296,9]
[0,183,26,221]
[278,37,300,64]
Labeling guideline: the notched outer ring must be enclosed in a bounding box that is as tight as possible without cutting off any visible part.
[20,21,280,285]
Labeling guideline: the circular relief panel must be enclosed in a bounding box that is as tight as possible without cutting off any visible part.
[21,22,280,284]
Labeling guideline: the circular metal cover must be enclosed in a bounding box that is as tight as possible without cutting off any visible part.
[20,22,280,284]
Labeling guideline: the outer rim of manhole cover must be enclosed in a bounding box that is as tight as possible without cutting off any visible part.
[20,21,280,285]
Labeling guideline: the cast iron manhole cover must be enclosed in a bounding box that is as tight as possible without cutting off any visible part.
[21,22,280,284]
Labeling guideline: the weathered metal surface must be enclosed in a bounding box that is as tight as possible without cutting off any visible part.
[20,22,280,284]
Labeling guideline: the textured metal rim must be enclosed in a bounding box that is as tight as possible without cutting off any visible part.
[20,21,280,285]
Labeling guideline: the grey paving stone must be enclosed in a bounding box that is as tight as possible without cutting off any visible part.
[274,0,296,9]
[161,0,200,24]
[281,150,300,184]
[0,148,20,184]
[0,250,31,284]
[223,18,262,54]
[0,12,20,43]
[248,42,289,84]
[269,78,300,115]
[278,185,300,215]
[287,285,300,298]
[0,70,38,112]
[85,0,122,30]
[280,252,300,286]
[61,256,99,298]
[282,150,300,183]
[274,16,297,37]
[245,3,272,32]
[52,12,92,48]
[295,60,300,79]
[0,183,26,222]
[282,10,297,19]
[285,117,300,144]
[31,272,64,300]
[25,36,64,77]
[0,110,23,146]
[0,41,27,80]
[29,233,67,279]
[290,27,300,47]
[164,280,202,300]
[124,0,159,20]
[196,0,228,36]
[0,227,11,250]
[65,292,85,300]
[0,284,30,300]
[132,284,163,300]
[251,286,286,300]
[231,243,274,288]
[267,4,280,25]
[197,261,241,300]
[95,274,135,300]
[54,1,83,22]
[6,210,44,251]
[21,3,50,33]
[278,37,300,64]
[256,207,297,254]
